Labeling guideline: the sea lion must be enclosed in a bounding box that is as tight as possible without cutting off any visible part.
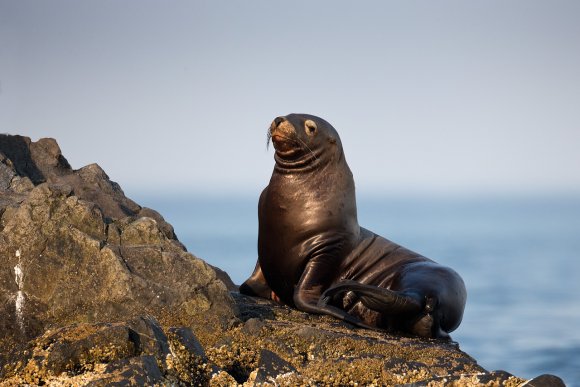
[239,114,466,338]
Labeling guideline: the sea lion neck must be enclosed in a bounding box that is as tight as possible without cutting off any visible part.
[273,146,328,174]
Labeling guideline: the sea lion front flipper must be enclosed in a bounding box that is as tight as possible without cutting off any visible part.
[319,280,423,315]
[239,260,273,299]
[293,256,377,329]
[292,257,374,329]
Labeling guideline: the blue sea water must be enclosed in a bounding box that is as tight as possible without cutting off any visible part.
[135,193,580,386]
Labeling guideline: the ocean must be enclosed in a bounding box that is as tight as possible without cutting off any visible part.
[135,192,580,386]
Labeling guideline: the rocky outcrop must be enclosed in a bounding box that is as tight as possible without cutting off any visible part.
[0,135,565,386]
[0,135,236,374]
[1,293,565,386]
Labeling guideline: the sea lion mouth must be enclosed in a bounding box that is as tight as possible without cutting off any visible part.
[270,133,299,155]
[271,133,288,144]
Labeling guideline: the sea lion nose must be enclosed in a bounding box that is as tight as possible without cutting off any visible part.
[273,116,286,128]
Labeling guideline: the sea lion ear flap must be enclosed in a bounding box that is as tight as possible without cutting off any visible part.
[329,137,337,144]
[304,119,317,136]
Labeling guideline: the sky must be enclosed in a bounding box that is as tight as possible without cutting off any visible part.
[1,1,580,198]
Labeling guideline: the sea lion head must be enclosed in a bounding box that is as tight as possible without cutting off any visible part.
[267,113,343,171]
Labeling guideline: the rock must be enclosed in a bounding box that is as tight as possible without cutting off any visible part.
[203,293,486,385]
[14,323,138,384]
[203,293,566,386]
[382,357,435,383]
[168,327,206,359]
[0,135,69,185]
[522,374,566,387]
[241,318,265,336]
[127,316,171,362]
[210,263,239,291]
[0,153,16,190]
[400,370,520,386]
[253,349,297,384]
[0,317,218,386]
[210,370,239,386]
[94,355,165,386]
[0,134,566,386]
[0,181,234,341]
[0,134,236,375]
[166,326,213,385]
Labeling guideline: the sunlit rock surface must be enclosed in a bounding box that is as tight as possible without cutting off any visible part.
[0,135,563,386]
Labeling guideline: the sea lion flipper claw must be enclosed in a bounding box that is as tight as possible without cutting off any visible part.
[317,294,330,307]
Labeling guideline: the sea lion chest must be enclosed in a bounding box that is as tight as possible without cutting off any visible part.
[258,164,359,305]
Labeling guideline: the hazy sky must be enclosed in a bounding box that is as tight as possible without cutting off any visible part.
[2,1,579,197]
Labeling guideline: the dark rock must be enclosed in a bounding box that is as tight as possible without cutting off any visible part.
[523,373,566,387]
[230,292,276,321]
[94,355,164,386]
[167,327,212,385]
[254,349,297,384]
[167,327,206,359]
[0,135,69,185]
[241,318,265,335]
[127,316,171,362]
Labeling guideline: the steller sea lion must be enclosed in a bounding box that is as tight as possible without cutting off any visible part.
[239,114,466,338]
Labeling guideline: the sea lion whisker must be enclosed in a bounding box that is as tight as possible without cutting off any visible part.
[295,137,319,162]
[266,130,272,150]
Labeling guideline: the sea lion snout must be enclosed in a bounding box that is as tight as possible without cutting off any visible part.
[271,116,286,129]
[269,116,296,147]
[270,116,294,136]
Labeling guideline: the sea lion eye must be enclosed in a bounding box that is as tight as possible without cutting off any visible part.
[304,120,317,136]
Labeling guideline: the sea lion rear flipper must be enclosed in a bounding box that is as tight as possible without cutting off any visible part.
[319,280,423,315]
